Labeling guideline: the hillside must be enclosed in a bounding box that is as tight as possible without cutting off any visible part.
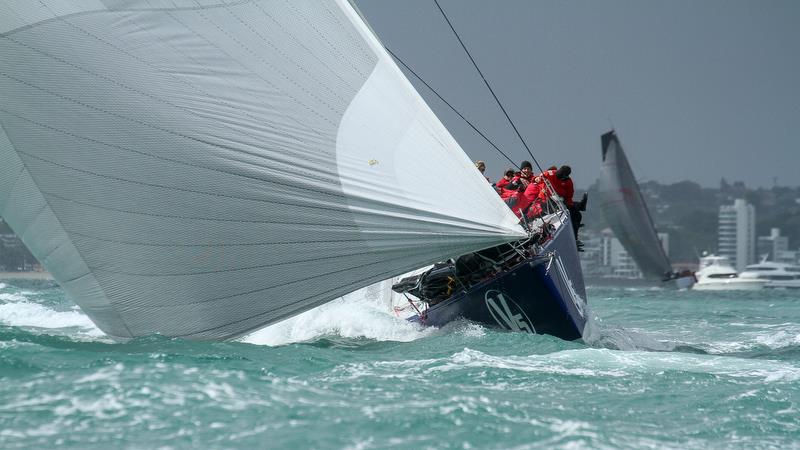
[581,180,800,263]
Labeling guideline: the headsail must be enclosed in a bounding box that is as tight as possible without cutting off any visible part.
[598,131,672,280]
[0,0,525,340]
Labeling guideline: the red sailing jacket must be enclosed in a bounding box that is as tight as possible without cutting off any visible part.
[495,176,512,192]
[542,170,574,207]
[509,177,546,218]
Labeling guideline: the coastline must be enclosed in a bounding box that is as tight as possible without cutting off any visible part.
[0,271,54,281]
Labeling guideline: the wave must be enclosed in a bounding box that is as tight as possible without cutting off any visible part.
[0,288,104,340]
[319,346,800,386]
[242,281,433,346]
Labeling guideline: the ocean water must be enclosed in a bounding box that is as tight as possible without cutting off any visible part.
[0,280,798,449]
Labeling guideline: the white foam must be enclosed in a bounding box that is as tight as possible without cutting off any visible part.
[582,305,674,352]
[754,329,800,349]
[0,300,101,335]
[412,347,800,383]
[242,283,434,346]
[0,292,28,302]
[0,282,6,289]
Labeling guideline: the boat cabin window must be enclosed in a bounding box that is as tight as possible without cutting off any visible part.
[707,273,738,279]
[766,275,796,281]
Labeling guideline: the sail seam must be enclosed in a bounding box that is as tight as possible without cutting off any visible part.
[0,167,25,215]
[64,228,478,248]
[162,10,342,149]
[111,246,466,309]
[7,127,507,232]
[0,0,260,38]
[126,245,464,314]
[1,33,338,154]
[0,119,134,337]
[280,0,369,77]
[192,8,341,123]
[112,12,322,156]
[320,1,375,65]
[253,3,362,90]
[221,6,349,105]
[4,11,346,166]
[38,238,70,265]
[179,254,469,338]
[88,247,444,277]
[0,105,350,203]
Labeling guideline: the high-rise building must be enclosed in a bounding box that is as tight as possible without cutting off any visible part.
[718,199,756,272]
[599,231,643,279]
[757,228,789,262]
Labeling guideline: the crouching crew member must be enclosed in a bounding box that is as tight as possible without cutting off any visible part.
[542,165,584,245]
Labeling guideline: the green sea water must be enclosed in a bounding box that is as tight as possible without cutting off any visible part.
[0,280,798,449]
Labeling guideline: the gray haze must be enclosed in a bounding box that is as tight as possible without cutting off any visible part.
[355,0,800,189]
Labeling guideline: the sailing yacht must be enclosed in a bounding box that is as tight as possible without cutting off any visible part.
[598,130,695,289]
[0,1,586,340]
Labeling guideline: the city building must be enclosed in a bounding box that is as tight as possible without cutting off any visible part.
[717,199,756,272]
[773,249,800,265]
[599,230,643,279]
[579,229,674,279]
[757,228,789,262]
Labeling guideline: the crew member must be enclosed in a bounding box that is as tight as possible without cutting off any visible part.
[495,168,515,193]
[505,175,548,219]
[506,160,533,191]
[542,165,574,207]
[542,165,583,245]
[474,161,490,183]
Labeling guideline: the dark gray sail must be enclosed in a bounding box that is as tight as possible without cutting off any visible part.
[598,131,672,280]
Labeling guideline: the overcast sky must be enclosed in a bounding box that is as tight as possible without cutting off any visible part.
[355,0,800,189]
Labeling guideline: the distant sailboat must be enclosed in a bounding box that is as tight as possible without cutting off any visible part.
[0,0,586,340]
[598,130,694,288]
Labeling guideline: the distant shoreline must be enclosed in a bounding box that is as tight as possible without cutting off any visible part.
[0,271,54,281]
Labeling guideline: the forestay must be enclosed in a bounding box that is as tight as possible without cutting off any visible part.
[598,131,672,280]
[0,0,525,340]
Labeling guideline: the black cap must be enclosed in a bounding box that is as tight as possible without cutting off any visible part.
[520,161,532,170]
[556,165,572,179]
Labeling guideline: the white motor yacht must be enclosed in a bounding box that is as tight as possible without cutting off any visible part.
[692,255,766,291]
[740,261,800,289]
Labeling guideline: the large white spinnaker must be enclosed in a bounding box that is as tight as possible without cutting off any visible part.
[0,0,525,340]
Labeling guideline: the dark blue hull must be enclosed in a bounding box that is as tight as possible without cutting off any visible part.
[409,213,587,341]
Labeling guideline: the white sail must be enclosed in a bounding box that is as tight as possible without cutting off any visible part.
[0,0,525,340]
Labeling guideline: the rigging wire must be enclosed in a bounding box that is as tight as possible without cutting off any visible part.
[431,0,544,174]
[385,47,519,169]
[431,0,568,214]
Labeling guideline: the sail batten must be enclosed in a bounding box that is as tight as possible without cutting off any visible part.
[598,130,672,280]
[0,0,524,340]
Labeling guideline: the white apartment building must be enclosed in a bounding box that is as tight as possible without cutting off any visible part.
[718,199,756,272]
[757,228,789,261]
[600,233,643,279]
